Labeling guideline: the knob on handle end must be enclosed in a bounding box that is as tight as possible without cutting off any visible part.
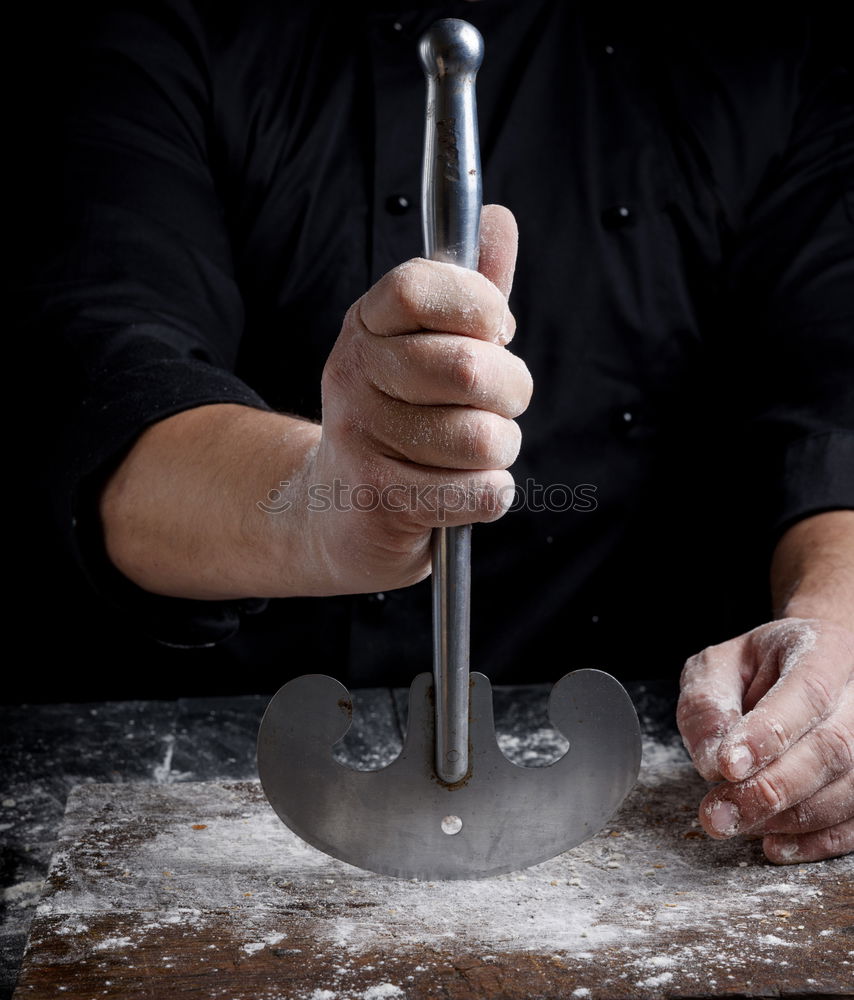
[418,18,484,78]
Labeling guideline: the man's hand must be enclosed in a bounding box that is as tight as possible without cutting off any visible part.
[677,510,854,863]
[304,203,530,593]
[678,618,854,862]
[100,205,530,600]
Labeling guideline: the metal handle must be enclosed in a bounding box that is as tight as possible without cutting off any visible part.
[418,19,484,785]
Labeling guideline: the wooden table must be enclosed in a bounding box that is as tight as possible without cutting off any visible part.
[10,686,853,999]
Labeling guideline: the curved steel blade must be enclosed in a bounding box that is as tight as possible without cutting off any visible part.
[257,669,641,880]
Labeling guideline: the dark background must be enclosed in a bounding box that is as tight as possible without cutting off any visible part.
[10,1,257,704]
[8,5,851,704]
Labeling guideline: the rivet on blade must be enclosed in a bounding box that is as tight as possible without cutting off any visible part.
[441,815,463,835]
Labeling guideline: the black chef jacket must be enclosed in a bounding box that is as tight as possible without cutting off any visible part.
[21,2,854,699]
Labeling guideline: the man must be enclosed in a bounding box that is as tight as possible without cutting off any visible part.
[25,2,853,863]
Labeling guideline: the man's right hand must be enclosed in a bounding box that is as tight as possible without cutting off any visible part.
[100,205,531,600]
[302,203,531,593]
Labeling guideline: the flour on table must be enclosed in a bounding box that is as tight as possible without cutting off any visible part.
[32,725,852,1000]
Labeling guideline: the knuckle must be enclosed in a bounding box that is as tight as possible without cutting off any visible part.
[344,333,372,382]
[750,772,787,815]
[675,695,705,735]
[447,342,481,395]
[679,652,703,691]
[813,720,854,776]
[464,415,520,469]
[790,798,818,832]
[798,668,837,719]
[387,262,428,319]
[465,271,506,335]
[467,473,512,522]
[680,648,720,692]
[678,692,714,716]
[322,359,358,404]
[676,694,725,732]
[760,718,790,758]
[342,300,362,332]
[432,483,471,524]
[323,337,370,398]
[473,484,506,521]
[323,400,379,455]
[465,414,498,466]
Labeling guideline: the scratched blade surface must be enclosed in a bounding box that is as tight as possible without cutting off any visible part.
[257,670,641,880]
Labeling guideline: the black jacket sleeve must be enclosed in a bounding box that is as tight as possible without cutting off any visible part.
[28,1,271,646]
[724,24,854,545]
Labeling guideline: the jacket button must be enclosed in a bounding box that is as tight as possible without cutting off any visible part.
[601,204,634,230]
[385,194,411,215]
[381,19,406,40]
[612,407,642,437]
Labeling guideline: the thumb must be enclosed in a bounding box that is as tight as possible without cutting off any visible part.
[478,204,518,299]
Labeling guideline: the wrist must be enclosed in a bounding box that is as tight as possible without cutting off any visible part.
[100,404,324,601]
[777,598,854,633]
[244,420,332,599]
[771,510,854,632]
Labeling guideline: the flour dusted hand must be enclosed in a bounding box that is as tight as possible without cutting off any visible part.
[304,204,531,593]
[677,618,854,863]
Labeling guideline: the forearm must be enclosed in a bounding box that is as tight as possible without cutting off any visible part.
[771,510,854,629]
[100,211,525,606]
[99,404,323,601]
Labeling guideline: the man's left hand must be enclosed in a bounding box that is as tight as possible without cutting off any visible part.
[677,617,854,863]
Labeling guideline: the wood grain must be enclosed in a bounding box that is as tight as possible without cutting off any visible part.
[13,723,853,999]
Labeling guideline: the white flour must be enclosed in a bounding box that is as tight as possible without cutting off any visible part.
[775,619,818,677]
[33,729,852,999]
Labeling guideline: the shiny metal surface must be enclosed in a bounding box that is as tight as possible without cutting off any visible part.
[257,18,644,881]
[431,525,472,784]
[258,670,642,879]
[420,18,483,784]
[418,18,483,270]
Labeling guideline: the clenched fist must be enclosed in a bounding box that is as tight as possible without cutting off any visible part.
[100,206,529,602]
[300,204,532,593]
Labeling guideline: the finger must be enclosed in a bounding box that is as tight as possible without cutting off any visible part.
[359,258,513,343]
[677,642,750,781]
[362,394,522,471]
[757,770,854,835]
[478,204,518,299]
[763,817,854,864]
[363,460,515,529]
[700,681,854,838]
[361,333,533,419]
[716,620,849,782]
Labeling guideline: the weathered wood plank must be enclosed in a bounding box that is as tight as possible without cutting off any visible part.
[0,699,182,999]
[1,689,402,998]
[14,732,853,999]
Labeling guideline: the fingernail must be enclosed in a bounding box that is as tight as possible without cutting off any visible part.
[766,835,801,864]
[708,799,741,837]
[693,736,723,779]
[725,743,754,781]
